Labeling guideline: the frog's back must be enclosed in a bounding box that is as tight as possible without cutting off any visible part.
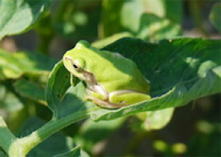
[95,50,150,93]
[74,41,150,93]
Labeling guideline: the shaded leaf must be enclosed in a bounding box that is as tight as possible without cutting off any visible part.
[145,0,182,23]
[54,146,90,157]
[0,49,57,79]
[0,116,17,156]
[58,83,98,119]
[0,0,54,39]
[14,79,46,105]
[45,61,71,117]
[45,61,99,118]
[0,150,7,157]
[209,3,221,32]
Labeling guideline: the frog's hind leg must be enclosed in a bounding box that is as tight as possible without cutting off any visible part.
[86,95,123,109]
[109,90,151,106]
[86,88,122,109]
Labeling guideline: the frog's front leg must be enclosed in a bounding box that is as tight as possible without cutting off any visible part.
[109,90,151,106]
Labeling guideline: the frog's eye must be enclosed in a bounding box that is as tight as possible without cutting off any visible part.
[72,64,82,72]
[73,64,79,69]
[73,58,85,72]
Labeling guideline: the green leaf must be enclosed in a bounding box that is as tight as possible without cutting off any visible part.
[14,79,46,105]
[89,37,221,121]
[45,61,99,118]
[137,13,181,41]
[45,61,71,117]
[53,146,81,157]
[57,83,99,119]
[209,3,221,32]
[54,146,90,157]
[0,116,17,156]
[136,108,174,130]
[0,0,54,39]
[0,49,56,79]
[46,37,220,123]
[0,151,7,157]
[120,0,146,32]
[92,32,132,49]
[144,0,182,23]
[0,83,23,112]
[100,0,182,40]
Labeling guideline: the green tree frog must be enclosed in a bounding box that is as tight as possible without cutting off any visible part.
[63,40,151,109]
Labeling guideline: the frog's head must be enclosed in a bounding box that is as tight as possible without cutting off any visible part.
[63,40,96,83]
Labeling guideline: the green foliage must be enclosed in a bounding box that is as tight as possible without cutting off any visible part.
[90,38,221,120]
[0,0,220,156]
[101,0,182,40]
[135,108,175,130]
[0,49,56,79]
[0,83,23,112]
[209,3,221,32]
[14,79,46,105]
[0,0,53,39]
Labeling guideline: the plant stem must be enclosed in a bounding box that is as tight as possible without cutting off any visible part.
[11,108,97,156]
[0,117,18,154]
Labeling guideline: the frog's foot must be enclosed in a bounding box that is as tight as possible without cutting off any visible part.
[109,90,151,105]
[86,95,123,109]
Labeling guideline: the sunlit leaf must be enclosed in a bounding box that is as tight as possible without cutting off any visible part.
[0,83,23,112]
[135,108,174,130]
[100,0,182,40]
[0,49,56,79]
[0,0,54,39]
[137,13,181,41]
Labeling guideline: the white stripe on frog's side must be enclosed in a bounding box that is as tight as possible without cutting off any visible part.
[109,90,147,96]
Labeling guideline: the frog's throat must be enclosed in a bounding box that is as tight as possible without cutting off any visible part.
[82,71,109,100]
[80,70,97,83]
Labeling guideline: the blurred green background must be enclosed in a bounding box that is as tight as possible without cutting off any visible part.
[0,0,220,156]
